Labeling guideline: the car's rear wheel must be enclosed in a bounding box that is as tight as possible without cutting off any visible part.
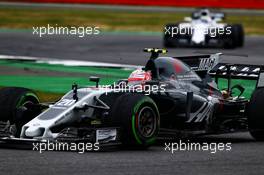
[108,93,160,148]
[0,87,40,137]
[231,24,244,47]
[248,88,264,141]
[224,24,244,49]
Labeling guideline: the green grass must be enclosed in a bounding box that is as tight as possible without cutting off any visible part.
[0,60,133,79]
[0,60,132,101]
[0,60,132,93]
[0,7,263,35]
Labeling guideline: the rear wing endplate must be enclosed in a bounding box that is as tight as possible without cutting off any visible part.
[174,53,221,78]
[257,72,264,88]
[174,53,221,72]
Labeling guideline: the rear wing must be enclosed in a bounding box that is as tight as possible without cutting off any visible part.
[192,10,225,20]
[176,53,264,87]
[209,63,264,80]
[211,12,225,20]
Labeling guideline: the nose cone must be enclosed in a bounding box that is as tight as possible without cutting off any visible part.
[25,126,43,137]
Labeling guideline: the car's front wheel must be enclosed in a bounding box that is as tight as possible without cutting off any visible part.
[0,87,40,137]
[109,93,160,148]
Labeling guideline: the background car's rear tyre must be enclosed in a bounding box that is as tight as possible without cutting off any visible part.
[232,24,244,47]
[109,93,160,148]
[224,24,244,48]
[0,87,40,137]
[248,88,264,141]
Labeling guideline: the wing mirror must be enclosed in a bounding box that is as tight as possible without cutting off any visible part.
[89,76,100,88]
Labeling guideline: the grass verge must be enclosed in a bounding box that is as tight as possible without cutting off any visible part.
[0,60,133,79]
[0,7,263,35]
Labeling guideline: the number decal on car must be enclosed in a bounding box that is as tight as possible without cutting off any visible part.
[56,99,75,106]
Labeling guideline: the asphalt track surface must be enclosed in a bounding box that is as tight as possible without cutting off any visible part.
[0,31,264,66]
[1,31,264,175]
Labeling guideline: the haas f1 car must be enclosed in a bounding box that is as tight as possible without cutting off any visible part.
[164,9,244,48]
[0,48,264,149]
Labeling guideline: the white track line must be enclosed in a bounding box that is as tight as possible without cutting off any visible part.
[0,55,141,69]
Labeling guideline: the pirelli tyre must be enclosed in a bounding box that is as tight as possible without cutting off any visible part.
[0,87,40,137]
[232,24,244,47]
[248,88,264,141]
[108,93,160,148]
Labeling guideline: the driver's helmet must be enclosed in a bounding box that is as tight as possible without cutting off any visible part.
[128,69,152,83]
[200,9,210,17]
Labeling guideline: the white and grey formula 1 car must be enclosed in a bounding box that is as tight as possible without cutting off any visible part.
[164,8,244,48]
[1,48,264,149]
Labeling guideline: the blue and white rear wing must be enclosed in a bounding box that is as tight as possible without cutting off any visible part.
[191,9,225,20]
[211,12,225,20]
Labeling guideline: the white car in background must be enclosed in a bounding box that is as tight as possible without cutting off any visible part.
[163,9,244,48]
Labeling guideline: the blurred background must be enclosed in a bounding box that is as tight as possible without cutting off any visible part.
[0,0,263,100]
[0,0,263,34]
